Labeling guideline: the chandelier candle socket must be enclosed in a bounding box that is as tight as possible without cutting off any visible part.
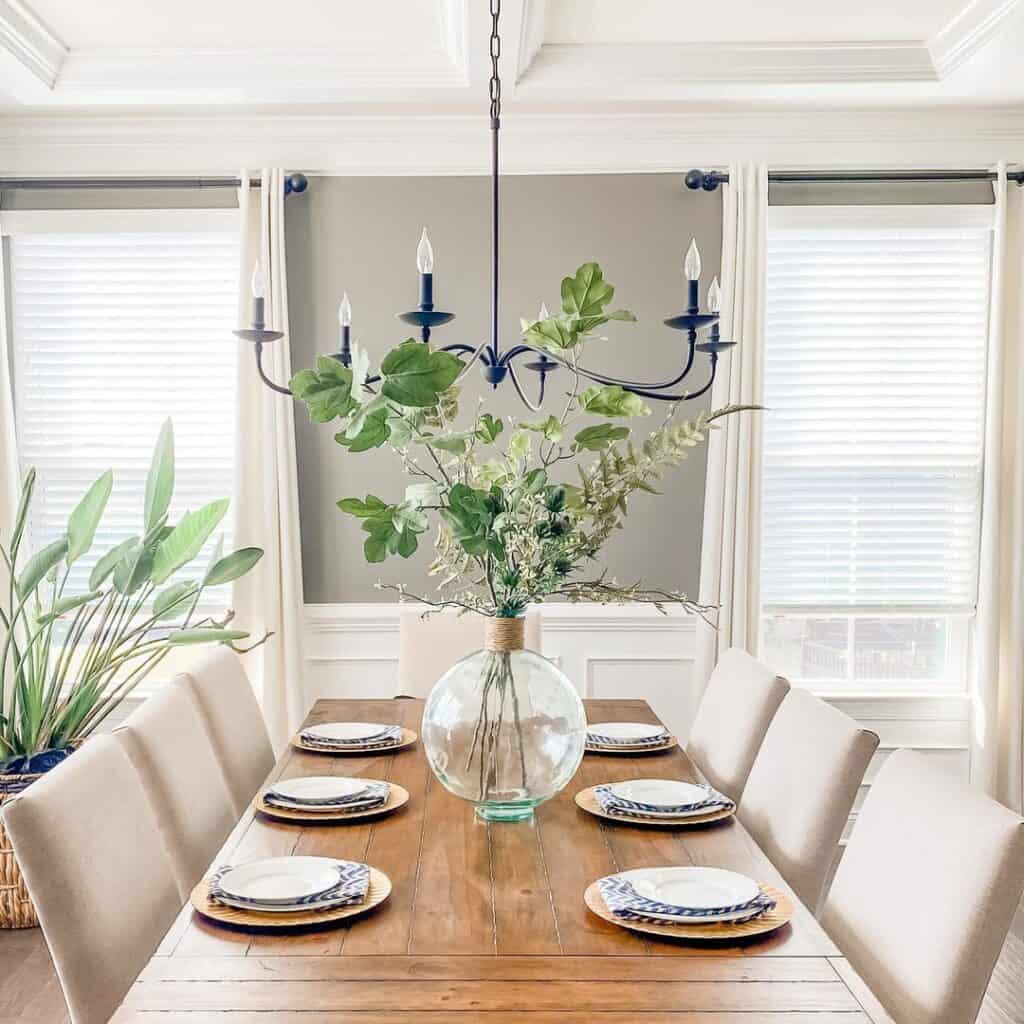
[338,293,352,365]
[250,263,266,328]
[417,227,434,308]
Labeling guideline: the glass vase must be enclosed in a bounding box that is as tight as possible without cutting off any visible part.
[421,617,586,822]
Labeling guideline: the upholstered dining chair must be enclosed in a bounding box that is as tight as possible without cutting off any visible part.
[820,748,1024,1024]
[737,687,879,911]
[115,682,237,899]
[174,646,275,815]
[2,735,181,1024]
[396,608,543,698]
[686,648,790,801]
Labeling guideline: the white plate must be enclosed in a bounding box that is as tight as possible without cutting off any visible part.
[618,866,760,912]
[587,722,668,742]
[217,856,347,904]
[268,777,375,803]
[606,779,709,809]
[304,722,396,743]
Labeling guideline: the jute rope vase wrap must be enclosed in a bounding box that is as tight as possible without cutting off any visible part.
[0,774,42,928]
[421,614,587,823]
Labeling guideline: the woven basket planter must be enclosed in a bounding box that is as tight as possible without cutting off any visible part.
[0,772,43,928]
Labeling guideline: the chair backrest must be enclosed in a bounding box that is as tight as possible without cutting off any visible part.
[737,687,879,910]
[175,645,275,815]
[115,682,237,899]
[821,749,1024,1024]
[686,647,790,800]
[397,609,543,698]
[2,735,181,1024]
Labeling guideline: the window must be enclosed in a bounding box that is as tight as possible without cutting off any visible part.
[6,210,239,610]
[759,206,992,692]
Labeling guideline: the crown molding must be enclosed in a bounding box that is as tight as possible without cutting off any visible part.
[928,0,1022,78]
[518,40,938,89]
[0,0,66,100]
[0,107,1021,176]
[515,0,547,84]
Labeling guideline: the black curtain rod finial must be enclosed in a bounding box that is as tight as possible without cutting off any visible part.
[684,169,724,192]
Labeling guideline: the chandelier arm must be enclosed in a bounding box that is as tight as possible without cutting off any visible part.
[506,362,544,412]
[254,342,294,396]
[616,355,719,403]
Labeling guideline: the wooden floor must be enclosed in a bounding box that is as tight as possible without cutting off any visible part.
[2,907,1022,1023]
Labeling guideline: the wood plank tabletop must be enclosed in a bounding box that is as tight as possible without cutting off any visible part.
[113,698,875,1023]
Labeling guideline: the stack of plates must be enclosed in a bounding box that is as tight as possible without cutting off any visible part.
[586,722,673,752]
[593,779,734,822]
[597,866,775,925]
[263,776,390,813]
[209,856,370,914]
[299,722,403,751]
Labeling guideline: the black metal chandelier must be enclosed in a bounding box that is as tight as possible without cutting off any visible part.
[236,0,733,408]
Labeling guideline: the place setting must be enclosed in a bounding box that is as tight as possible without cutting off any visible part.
[585,721,678,755]
[254,775,410,823]
[584,865,791,941]
[292,721,418,756]
[191,855,391,930]
[575,777,735,827]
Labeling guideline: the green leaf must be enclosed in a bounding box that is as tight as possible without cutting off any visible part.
[89,536,138,590]
[561,262,615,319]
[507,429,531,462]
[167,628,249,646]
[335,406,390,452]
[578,385,651,418]
[144,419,175,533]
[396,529,418,558]
[405,482,440,507]
[151,499,230,585]
[112,542,154,595]
[10,468,35,557]
[523,314,577,353]
[476,414,504,443]
[152,581,199,620]
[386,414,416,448]
[338,495,390,519]
[17,537,68,598]
[37,590,102,624]
[428,432,473,455]
[392,504,428,536]
[573,423,630,451]
[519,415,563,442]
[203,547,264,587]
[362,518,395,563]
[379,341,463,407]
[67,470,113,566]
[290,356,358,423]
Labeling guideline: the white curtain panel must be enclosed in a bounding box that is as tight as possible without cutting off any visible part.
[972,163,1024,812]
[233,169,307,752]
[694,164,769,693]
[0,241,20,541]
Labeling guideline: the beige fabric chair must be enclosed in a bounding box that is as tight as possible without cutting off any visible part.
[737,687,879,910]
[397,608,543,698]
[115,682,237,899]
[2,735,181,1024]
[821,749,1024,1024]
[686,647,790,800]
[175,646,275,815]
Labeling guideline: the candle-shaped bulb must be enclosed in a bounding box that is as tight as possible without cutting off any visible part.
[708,276,721,314]
[538,301,550,320]
[684,238,701,281]
[416,227,434,274]
[250,262,266,299]
[338,292,352,327]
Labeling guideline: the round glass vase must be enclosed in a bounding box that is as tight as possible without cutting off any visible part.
[421,616,586,822]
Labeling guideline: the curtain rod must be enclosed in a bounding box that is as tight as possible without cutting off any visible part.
[0,173,309,194]
[685,168,1024,190]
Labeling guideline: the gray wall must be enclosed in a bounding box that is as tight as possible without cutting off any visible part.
[287,174,722,603]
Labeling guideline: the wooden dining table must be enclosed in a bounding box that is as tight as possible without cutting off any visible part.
[113,698,884,1023]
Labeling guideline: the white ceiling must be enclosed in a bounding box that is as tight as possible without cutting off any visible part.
[0,0,1022,109]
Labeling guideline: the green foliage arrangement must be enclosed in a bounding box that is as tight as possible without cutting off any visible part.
[0,420,265,771]
[291,262,752,620]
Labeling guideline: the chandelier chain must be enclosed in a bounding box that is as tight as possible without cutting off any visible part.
[489,0,501,126]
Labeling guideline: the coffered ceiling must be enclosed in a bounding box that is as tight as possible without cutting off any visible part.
[0,0,1022,108]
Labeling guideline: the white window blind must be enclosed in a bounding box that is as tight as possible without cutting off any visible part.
[760,206,992,617]
[8,222,239,600]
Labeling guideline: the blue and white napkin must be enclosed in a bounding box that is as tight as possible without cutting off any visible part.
[299,725,402,749]
[209,860,370,909]
[597,874,775,924]
[593,783,734,818]
[264,781,390,811]
[586,729,670,748]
